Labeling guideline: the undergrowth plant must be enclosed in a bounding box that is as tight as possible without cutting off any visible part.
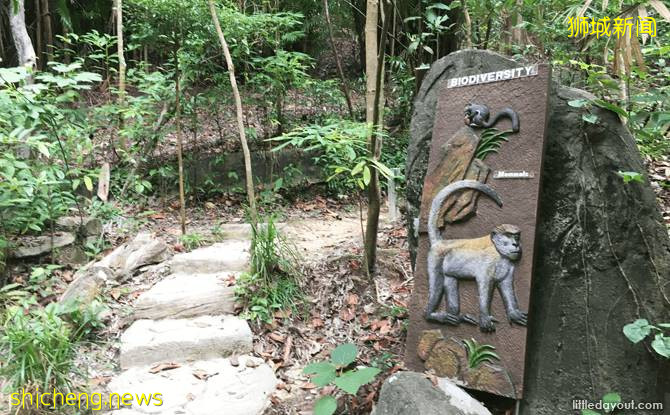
[1,305,75,398]
[269,120,395,195]
[235,216,302,323]
[0,62,100,264]
[303,343,381,415]
[581,392,622,415]
[0,299,107,404]
[623,319,670,359]
[179,232,206,251]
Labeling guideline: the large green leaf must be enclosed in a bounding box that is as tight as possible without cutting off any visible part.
[651,334,670,358]
[593,99,627,117]
[313,395,337,415]
[623,319,652,343]
[568,99,590,108]
[0,67,28,84]
[313,369,337,387]
[333,367,380,395]
[330,343,357,367]
[304,361,337,387]
[582,113,599,124]
[602,392,621,413]
[303,361,335,375]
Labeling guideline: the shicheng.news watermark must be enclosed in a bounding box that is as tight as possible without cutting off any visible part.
[573,399,664,412]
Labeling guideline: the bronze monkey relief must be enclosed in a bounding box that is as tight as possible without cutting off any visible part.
[423,180,528,333]
[406,63,551,401]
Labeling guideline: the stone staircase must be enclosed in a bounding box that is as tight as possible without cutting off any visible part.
[106,239,277,415]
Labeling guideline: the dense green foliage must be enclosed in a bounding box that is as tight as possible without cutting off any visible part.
[271,120,395,194]
[0,299,105,397]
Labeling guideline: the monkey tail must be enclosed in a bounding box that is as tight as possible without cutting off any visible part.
[428,180,503,246]
[483,108,520,133]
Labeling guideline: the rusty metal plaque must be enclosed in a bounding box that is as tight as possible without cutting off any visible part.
[405,64,551,399]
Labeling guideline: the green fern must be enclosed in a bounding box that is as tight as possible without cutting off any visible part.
[463,338,501,369]
[475,128,512,160]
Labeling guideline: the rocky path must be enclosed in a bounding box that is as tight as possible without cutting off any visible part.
[105,237,277,415]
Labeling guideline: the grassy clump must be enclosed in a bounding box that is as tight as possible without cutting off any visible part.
[235,216,303,323]
[0,300,106,406]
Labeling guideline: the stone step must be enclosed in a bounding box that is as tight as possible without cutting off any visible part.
[106,356,277,415]
[133,272,240,321]
[120,316,252,369]
[171,240,250,274]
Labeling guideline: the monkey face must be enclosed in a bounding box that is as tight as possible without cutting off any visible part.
[491,226,522,260]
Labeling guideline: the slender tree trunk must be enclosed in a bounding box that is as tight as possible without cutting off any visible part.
[115,0,127,149]
[208,0,258,225]
[323,0,354,119]
[483,14,492,49]
[0,17,5,62]
[510,0,527,46]
[364,0,390,275]
[40,0,52,63]
[115,0,126,105]
[35,0,42,69]
[351,0,366,73]
[174,48,187,235]
[390,3,396,57]
[8,0,36,69]
[364,0,378,125]
[8,0,36,159]
[463,3,473,49]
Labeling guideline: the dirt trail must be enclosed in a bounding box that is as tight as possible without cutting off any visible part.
[284,209,392,257]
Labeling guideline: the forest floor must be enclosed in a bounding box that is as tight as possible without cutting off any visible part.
[3,163,667,414]
[5,190,410,415]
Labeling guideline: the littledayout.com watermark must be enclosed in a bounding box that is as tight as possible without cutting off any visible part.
[573,399,663,412]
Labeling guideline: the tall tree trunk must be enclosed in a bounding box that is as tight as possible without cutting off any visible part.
[323,0,354,119]
[351,0,366,73]
[483,14,492,49]
[364,0,378,125]
[8,0,36,69]
[115,0,127,149]
[0,16,5,62]
[115,0,126,104]
[174,47,187,235]
[390,3,396,57]
[40,0,52,63]
[208,0,258,225]
[463,3,473,49]
[364,0,390,275]
[8,0,36,159]
[510,0,527,47]
[34,0,42,69]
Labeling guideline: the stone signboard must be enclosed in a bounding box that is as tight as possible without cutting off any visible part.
[405,64,551,399]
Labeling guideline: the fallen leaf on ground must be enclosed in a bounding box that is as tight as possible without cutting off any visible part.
[149,362,180,373]
[347,293,359,305]
[339,307,356,322]
[311,317,324,328]
[192,369,217,380]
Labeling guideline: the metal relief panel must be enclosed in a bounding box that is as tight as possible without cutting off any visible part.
[405,64,551,399]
